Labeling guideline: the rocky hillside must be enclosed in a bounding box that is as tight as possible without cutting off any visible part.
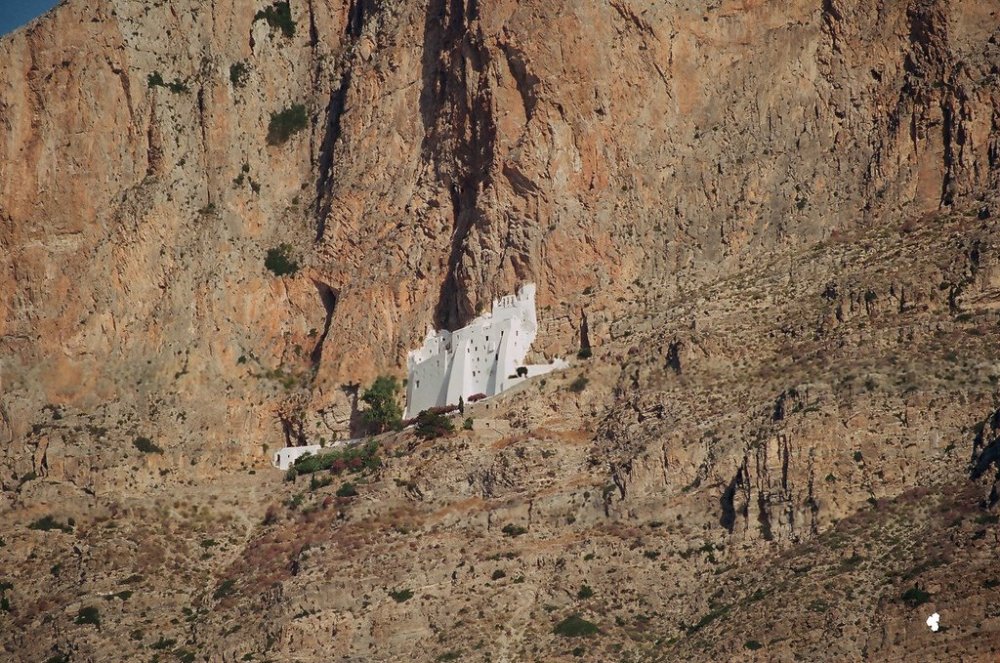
[2,0,1000,661]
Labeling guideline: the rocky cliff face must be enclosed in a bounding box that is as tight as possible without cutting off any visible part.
[3,0,999,482]
[1,1,1000,661]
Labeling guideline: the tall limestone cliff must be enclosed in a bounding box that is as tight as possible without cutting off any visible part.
[1,0,998,485]
[2,2,1000,661]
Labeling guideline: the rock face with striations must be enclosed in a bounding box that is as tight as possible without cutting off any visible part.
[1,2,1000,659]
[2,0,998,480]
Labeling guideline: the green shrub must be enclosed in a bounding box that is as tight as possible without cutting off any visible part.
[362,376,403,433]
[577,346,592,359]
[336,482,358,498]
[292,440,381,476]
[176,649,196,663]
[151,637,177,650]
[745,640,763,650]
[491,569,506,580]
[569,376,589,393]
[463,417,474,430]
[501,524,527,537]
[134,436,163,454]
[264,244,299,276]
[388,588,413,603]
[28,515,73,533]
[267,104,308,145]
[553,614,600,637]
[901,585,931,608]
[74,605,101,627]
[166,79,189,93]
[577,585,594,600]
[213,579,236,600]
[309,474,332,491]
[254,1,296,38]
[853,451,863,463]
[230,61,250,87]
[45,655,70,663]
[436,652,461,662]
[415,410,455,440]
[147,71,188,93]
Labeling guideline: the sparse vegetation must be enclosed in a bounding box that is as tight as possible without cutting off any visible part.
[463,417,474,430]
[577,346,592,359]
[901,585,931,608]
[292,440,380,476]
[553,614,600,637]
[147,71,188,93]
[254,1,296,38]
[389,588,413,603]
[28,515,73,533]
[264,244,299,276]
[213,579,237,600]
[229,61,250,87]
[414,409,455,440]
[267,104,308,145]
[501,524,527,537]
[745,640,763,650]
[134,436,163,454]
[569,376,589,393]
[577,585,594,600]
[336,482,358,498]
[151,637,177,650]
[74,605,101,627]
[361,376,403,433]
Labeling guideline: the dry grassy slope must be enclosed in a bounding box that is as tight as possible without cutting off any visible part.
[2,211,1000,662]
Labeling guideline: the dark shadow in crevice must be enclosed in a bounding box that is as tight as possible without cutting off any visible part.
[315,72,352,243]
[310,280,338,368]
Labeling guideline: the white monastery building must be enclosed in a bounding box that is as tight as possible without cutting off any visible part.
[405,283,567,418]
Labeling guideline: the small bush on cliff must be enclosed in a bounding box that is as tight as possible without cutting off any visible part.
[254,1,296,38]
[213,579,236,600]
[901,585,931,608]
[229,61,250,87]
[29,515,73,534]
[267,104,308,145]
[134,436,163,454]
[336,482,358,498]
[74,605,101,627]
[414,410,454,440]
[264,244,299,276]
[361,376,403,433]
[553,614,599,637]
[501,524,527,537]
[569,376,589,393]
[388,588,413,603]
[147,71,188,93]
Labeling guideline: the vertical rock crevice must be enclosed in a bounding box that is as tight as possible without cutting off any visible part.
[315,72,352,242]
[419,0,498,330]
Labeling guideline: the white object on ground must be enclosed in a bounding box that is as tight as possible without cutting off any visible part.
[926,612,940,632]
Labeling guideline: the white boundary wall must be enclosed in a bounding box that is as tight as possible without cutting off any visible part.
[404,283,566,417]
